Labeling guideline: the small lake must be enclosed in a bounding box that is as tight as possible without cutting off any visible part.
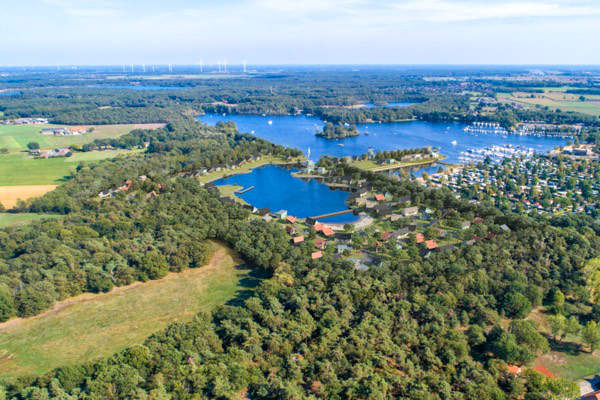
[198,113,566,164]
[214,165,358,223]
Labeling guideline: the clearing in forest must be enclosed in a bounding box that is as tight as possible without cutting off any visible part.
[0,241,262,378]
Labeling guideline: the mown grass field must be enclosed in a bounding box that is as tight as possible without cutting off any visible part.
[0,241,262,378]
[0,123,163,152]
[527,308,600,381]
[498,91,600,116]
[197,155,302,183]
[350,156,445,172]
[0,213,56,228]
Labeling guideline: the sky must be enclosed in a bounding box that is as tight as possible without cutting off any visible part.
[1,0,599,65]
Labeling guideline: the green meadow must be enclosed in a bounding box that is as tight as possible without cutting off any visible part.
[0,213,56,228]
[0,150,136,186]
[0,124,141,152]
[0,242,261,378]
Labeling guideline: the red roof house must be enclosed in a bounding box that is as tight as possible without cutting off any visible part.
[425,240,438,250]
[375,194,385,201]
[314,223,323,232]
[314,238,326,250]
[293,236,304,244]
[506,365,521,375]
[415,233,425,243]
[311,251,323,260]
[286,216,297,224]
[322,227,335,237]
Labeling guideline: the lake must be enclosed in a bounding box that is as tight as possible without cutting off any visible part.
[198,113,566,164]
[214,165,358,223]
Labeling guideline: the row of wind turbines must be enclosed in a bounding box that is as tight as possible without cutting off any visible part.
[118,60,248,74]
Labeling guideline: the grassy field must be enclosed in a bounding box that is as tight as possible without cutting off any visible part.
[527,308,600,381]
[498,91,600,116]
[350,156,445,172]
[0,150,136,187]
[198,155,302,183]
[0,241,262,378]
[217,185,249,205]
[0,123,163,152]
[0,213,56,228]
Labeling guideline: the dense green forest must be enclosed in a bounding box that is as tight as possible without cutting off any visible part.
[2,68,599,128]
[1,118,598,399]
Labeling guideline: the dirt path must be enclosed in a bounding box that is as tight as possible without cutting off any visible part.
[0,241,232,332]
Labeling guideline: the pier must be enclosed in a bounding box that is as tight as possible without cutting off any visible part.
[309,209,355,220]
[235,186,254,194]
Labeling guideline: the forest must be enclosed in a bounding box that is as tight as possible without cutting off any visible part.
[0,118,598,399]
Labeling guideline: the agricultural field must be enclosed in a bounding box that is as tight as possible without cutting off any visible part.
[0,241,262,378]
[498,90,600,116]
[0,123,164,152]
[0,213,55,228]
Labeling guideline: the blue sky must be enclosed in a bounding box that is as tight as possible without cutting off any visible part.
[1,0,599,65]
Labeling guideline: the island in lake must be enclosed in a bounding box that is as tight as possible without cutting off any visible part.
[316,122,359,139]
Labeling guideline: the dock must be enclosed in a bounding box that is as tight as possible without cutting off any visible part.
[235,186,254,194]
[309,209,355,220]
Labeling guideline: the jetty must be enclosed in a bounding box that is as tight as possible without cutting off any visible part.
[235,186,255,194]
[309,209,355,220]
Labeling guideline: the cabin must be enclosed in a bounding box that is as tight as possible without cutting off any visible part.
[311,251,323,260]
[286,216,297,224]
[402,206,419,217]
[275,210,288,219]
[321,227,335,237]
[506,365,521,375]
[500,224,511,232]
[425,240,438,250]
[257,208,271,216]
[292,236,304,244]
[314,238,327,250]
[415,233,425,243]
[374,194,385,201]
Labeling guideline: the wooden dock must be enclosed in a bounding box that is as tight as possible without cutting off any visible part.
[309,209,355,220]
[235,186,254,194]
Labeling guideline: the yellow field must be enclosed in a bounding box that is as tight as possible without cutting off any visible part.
[0,185,57,208]
[0,241,259,378]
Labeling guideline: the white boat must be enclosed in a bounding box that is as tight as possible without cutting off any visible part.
[268,120,273,125]
[451,140,458,146]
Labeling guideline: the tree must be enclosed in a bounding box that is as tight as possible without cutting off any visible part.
[564,316,581,340]
[581,321,600,353]
[503,291,532,319]
[547,288,565,314]
[547,314,566,341]
[0,283,15,322]
[27,142,40,150]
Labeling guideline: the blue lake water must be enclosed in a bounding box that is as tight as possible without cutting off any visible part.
[0,91,20,96]
[198,113,566,164]
[214,165,358,223]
